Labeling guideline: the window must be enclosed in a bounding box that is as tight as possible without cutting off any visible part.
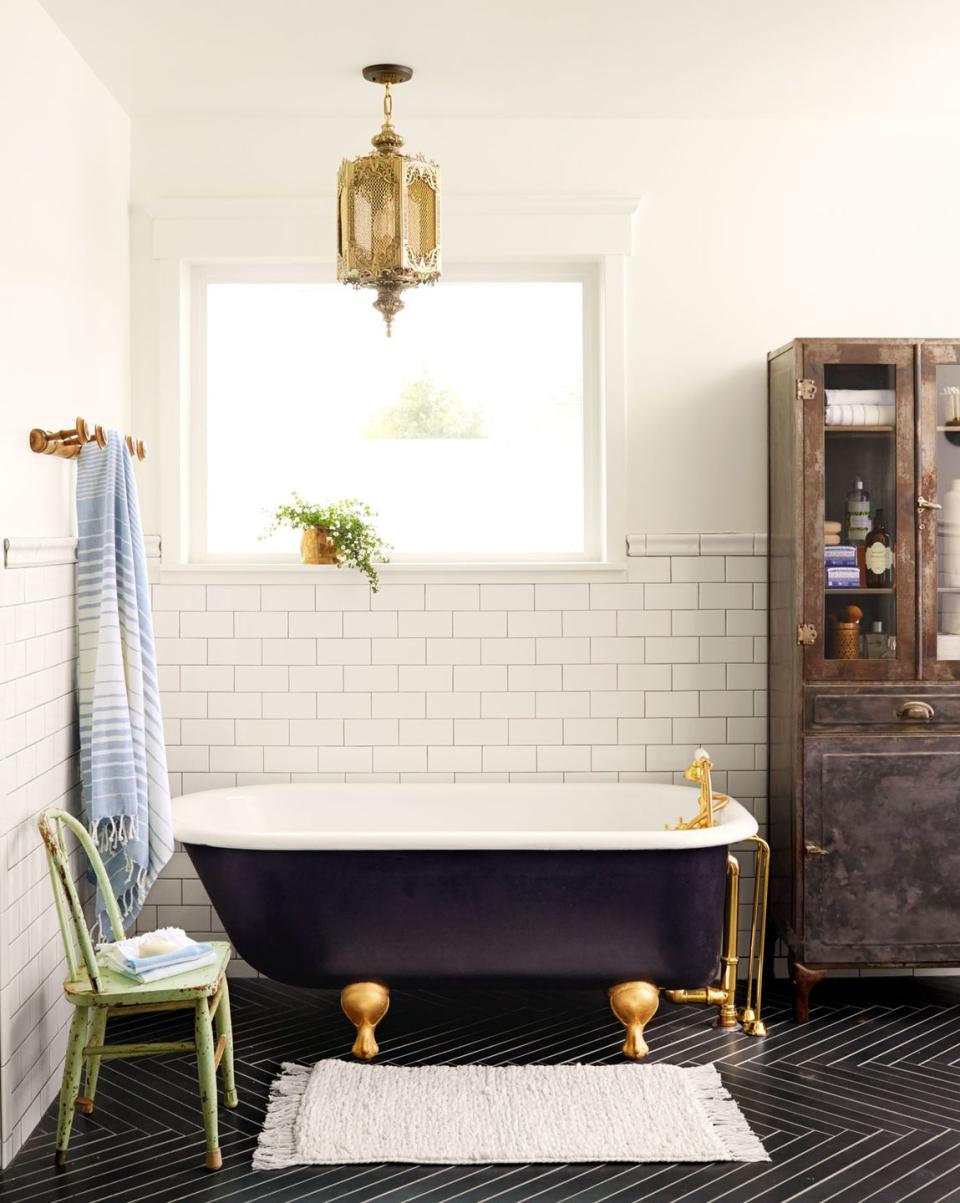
[191,264,600,562]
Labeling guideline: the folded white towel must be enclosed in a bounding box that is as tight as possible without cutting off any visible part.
[825,403,895,426]
[824,389,895,407]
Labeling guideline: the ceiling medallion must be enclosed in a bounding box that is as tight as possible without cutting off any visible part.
[336,64,441,336]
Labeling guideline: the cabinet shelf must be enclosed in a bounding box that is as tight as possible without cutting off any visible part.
[825,425,894,433]
[824,587,894,595]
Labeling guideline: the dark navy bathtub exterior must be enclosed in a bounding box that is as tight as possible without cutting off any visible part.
[184,845,728,989]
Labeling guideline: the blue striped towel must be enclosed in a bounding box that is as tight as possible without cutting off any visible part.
[76,431,173,937]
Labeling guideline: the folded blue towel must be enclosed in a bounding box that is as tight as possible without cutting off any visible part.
[109,943,215,975]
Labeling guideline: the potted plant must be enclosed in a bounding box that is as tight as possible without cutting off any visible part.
[264,494,391,591]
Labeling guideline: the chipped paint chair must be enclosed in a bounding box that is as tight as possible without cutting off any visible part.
[39,809,236,1171]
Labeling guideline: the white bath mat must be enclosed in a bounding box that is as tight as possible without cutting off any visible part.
[253,1060,769,1167]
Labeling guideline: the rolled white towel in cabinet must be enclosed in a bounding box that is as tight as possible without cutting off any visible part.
[825,403,896,426]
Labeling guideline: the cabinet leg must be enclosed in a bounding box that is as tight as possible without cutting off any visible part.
[790,958,826,1023]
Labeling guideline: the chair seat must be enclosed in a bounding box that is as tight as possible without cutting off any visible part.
[64,941,233,1007]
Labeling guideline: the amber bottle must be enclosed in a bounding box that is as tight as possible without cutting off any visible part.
[864,509,893,588]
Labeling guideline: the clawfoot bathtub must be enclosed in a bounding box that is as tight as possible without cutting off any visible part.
[172,779,764,1058]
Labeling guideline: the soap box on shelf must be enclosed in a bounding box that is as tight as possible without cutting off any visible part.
[824,544,859,567]
[825,566,862,588]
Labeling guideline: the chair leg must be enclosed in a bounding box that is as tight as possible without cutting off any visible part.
[81,1007,108,1114]
[215,976,238,1109]
[194,998,221,1170]
[54,1008,88,1165]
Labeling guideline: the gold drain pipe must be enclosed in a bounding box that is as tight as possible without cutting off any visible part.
[662,751,771,1039]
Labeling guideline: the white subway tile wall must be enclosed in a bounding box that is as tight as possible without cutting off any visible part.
[139,544,775,977]
[0,559,80,1166]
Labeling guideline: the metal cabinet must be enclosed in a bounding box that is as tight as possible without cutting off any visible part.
[768,339,960,1020]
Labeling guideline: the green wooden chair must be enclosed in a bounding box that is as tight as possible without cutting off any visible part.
[38,808,237,1171]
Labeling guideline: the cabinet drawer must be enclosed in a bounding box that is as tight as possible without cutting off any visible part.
[807,689,960,728]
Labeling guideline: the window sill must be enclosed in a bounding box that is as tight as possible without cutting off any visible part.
[153,561,628,585]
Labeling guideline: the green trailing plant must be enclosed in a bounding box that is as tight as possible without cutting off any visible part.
[264,494,391,591]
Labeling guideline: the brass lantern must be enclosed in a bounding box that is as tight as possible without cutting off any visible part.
[337,64,441,336]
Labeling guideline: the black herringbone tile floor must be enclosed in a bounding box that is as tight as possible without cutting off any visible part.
[3,977,960,1203]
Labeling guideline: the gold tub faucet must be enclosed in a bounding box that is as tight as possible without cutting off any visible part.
[673,747,730,830]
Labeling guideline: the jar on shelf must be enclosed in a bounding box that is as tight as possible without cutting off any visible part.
[828,604,863,660]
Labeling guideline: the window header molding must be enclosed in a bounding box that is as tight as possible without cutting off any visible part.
[140,194,641,263]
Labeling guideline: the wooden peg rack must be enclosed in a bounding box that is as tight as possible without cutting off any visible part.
[29,417,146,461]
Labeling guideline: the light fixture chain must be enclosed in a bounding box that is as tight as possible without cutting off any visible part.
[383,83,392,123]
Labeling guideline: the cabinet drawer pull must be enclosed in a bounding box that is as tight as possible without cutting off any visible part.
[896,700,935,722]
[804,841,829,856]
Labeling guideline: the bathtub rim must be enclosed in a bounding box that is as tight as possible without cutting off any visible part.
[171,782,758,851]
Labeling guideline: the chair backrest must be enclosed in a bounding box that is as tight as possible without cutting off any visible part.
[38,809,126,993]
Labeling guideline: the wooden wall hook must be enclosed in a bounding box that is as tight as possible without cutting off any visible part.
[30,418,143,461]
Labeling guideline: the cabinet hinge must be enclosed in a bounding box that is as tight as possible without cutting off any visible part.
[796,378,817,402]
[796,623,818,646]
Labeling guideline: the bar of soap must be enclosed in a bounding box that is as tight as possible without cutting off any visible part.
[824,521,842,534]
[138,935,179,957]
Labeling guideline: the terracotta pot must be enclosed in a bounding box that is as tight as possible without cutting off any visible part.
[300,526,339,565]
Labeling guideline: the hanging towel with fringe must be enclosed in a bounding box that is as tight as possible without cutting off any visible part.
[76,431,173,936]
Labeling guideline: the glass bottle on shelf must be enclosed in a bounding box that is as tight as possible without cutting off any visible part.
[864,508,893,588]
[845,477,870,585]
[845,477,871,545]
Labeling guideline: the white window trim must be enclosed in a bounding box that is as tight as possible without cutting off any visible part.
[189,261,603,566]
[136,195,636,583]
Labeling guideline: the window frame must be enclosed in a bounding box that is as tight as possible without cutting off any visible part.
[188,260,605,566]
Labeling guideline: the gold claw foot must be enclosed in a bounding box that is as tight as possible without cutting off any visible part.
[608,981,659,1060]
[341,981,390,1060]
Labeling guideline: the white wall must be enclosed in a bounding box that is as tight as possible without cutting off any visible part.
[0,0,129,1167]
[131,113,960,536]
[0,0,130,538]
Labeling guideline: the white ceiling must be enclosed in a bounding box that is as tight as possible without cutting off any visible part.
[39,0,960,120]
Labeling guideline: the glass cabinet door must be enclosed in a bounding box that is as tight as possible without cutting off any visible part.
[919,342,960,678]
[801,342,916,680]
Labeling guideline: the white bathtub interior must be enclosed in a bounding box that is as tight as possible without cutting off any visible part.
[172,782,758,851]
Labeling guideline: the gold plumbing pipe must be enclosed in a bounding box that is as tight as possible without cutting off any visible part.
[662,986,727,1006]
[663,749,770,1040]
[664,850,769,1036]
[738,835,770,1037]
[717,853,741,1027]
[664,854,740,1026]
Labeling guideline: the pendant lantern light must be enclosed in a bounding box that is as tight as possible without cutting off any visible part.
[337,64,441,336]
